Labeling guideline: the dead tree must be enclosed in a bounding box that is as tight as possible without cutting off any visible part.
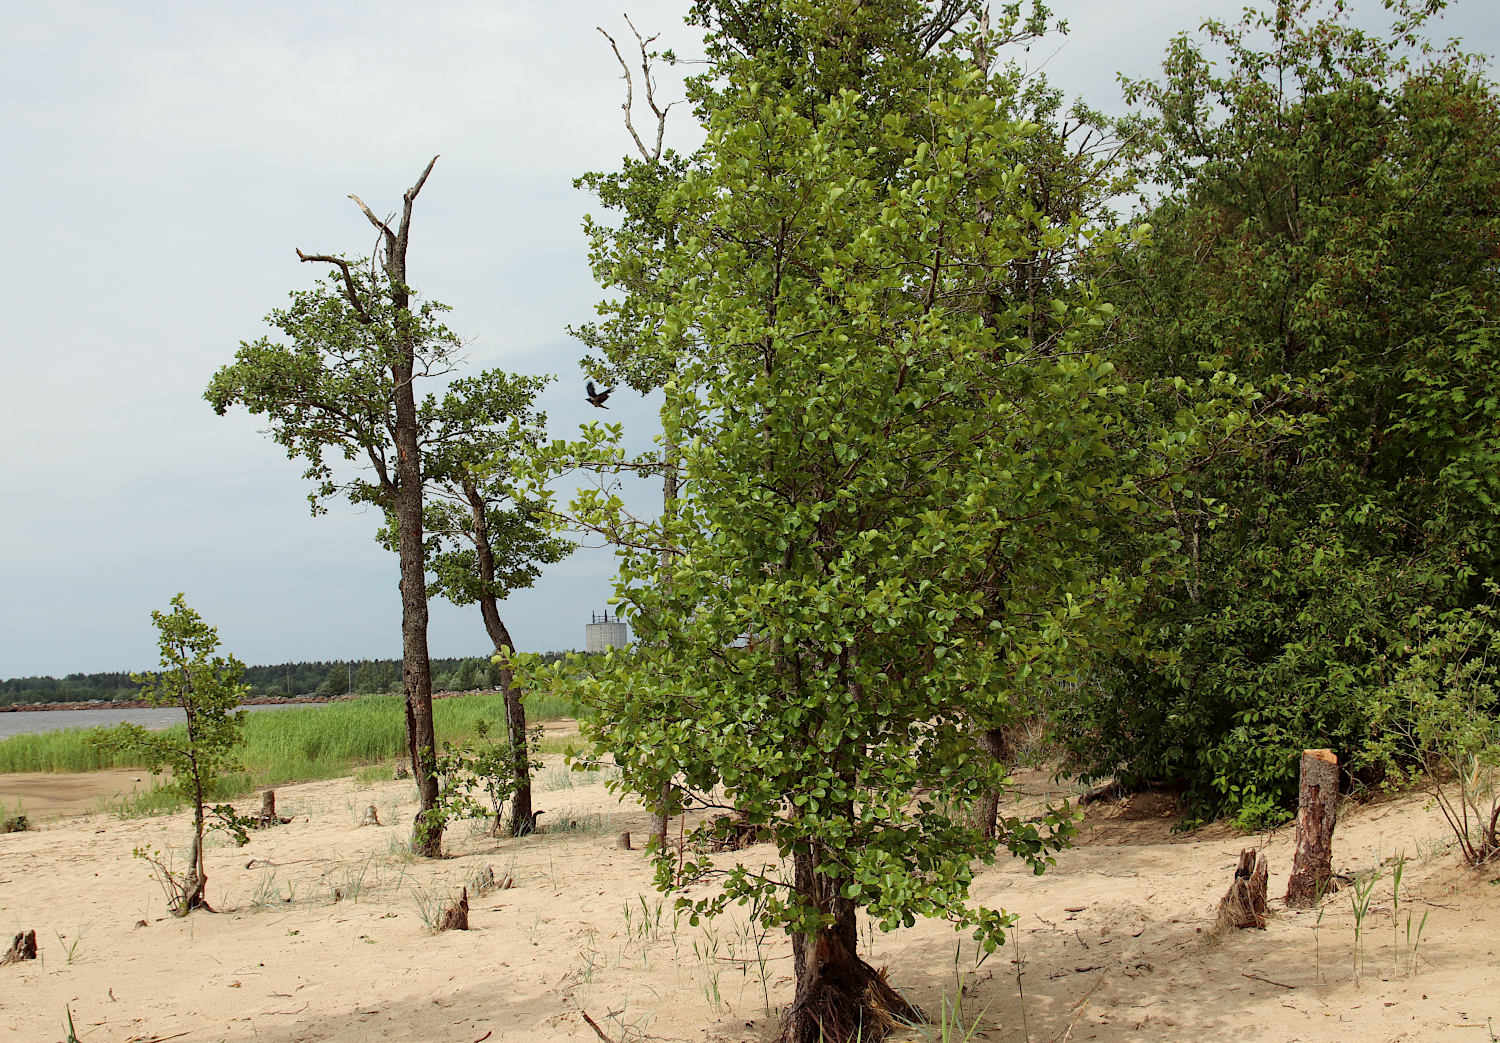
[1285,749,1339,907]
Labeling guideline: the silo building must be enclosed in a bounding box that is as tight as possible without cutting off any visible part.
[585,609,629,653]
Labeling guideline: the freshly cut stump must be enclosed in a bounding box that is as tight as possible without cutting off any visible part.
[1216,848,1270,930]
[1,931,37,965]
[1285,749,1339,908]
[437,888,469,931]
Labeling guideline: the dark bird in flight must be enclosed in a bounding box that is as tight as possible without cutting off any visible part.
[585,381,615,409]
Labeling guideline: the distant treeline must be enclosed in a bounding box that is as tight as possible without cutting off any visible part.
[0,651,576,707]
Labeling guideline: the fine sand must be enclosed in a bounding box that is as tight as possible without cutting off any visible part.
[3,752,1499,1042]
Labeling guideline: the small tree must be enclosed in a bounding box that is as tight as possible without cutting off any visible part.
[102,595,251,915]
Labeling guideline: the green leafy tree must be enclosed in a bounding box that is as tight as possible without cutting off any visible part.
[525,4,1250,1039]
[99,595,251,915]
[1066,0,1500,822]
[207,161,551,856]
[402,376,570,836]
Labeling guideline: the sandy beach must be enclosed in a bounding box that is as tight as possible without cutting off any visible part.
[3,757,1498,1042]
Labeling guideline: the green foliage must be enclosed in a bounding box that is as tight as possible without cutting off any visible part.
[1360,591,1500,865]
[92,596,253,914]
[423,720,544,840]
[92,595,253,844]
[1063,0,1500,821]
[525,6,1251,1017]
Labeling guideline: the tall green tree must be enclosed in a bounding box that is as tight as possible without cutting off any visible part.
[530,4,1249,1038]
[414,376,570,835]
[1064,0,1500,822]
[208,159,547,855]
[102,595,251,915]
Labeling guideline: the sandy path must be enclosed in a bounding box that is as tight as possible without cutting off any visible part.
[3,763,1499,1042]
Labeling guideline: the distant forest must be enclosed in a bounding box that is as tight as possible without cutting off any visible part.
[0,652,576,707]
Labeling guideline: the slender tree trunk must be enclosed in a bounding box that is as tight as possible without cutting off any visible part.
[464,481,534,837]
[651,445,679,849]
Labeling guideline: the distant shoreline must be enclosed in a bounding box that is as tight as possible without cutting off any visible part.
[0,690,482,714]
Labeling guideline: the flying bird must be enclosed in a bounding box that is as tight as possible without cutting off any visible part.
[585,381,615,409]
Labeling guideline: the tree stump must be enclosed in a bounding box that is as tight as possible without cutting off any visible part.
[256,790,289,828]
[357,805,381,827]
[1216,848,1270,930]
[1,931,37,965]
[1285,749,1339,908]
[615,831,632,850]
[436,888,469,931]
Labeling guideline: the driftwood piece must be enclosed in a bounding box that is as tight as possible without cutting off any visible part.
[0,816,28,834]
[1,931,37,965]
[1285,749,1339,908]
[436,888,469,931]
[357,805,381,827]
[1216,848,1270,930]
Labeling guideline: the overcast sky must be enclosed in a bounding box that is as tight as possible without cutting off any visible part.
[2,1,1494,678]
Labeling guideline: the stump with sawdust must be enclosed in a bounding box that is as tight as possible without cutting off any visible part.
[1216,848,1270,930]
[1285,749,1339,907]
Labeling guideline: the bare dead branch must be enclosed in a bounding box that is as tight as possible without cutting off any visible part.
[598,22,674,162]
[348,195,398,245]
[295,249,374,324]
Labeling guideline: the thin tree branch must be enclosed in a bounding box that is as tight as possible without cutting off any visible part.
[294,250,374,324]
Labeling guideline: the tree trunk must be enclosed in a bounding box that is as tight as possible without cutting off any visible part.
[1285,749,1339,908]
[973,726,1012,840]
[178,808,210,915]
[380,161,441,859]
[466,482,535,839]
[780,847,920,1043]
[652,453,679,850]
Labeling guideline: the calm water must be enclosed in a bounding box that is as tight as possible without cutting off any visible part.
[0,703,308,740]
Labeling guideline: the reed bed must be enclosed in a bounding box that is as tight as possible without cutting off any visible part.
[0,689,584,780]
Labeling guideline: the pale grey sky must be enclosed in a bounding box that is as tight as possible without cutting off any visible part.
[2,1,1494,677]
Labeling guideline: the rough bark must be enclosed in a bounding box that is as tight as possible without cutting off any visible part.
[1216,847,1270,930]
[358,158,441,857]
[973,726,1012,840]
[781,847,921,1043]
[1285,749,1339,908]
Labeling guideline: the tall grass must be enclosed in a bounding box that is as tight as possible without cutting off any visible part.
[0,689,584,779]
